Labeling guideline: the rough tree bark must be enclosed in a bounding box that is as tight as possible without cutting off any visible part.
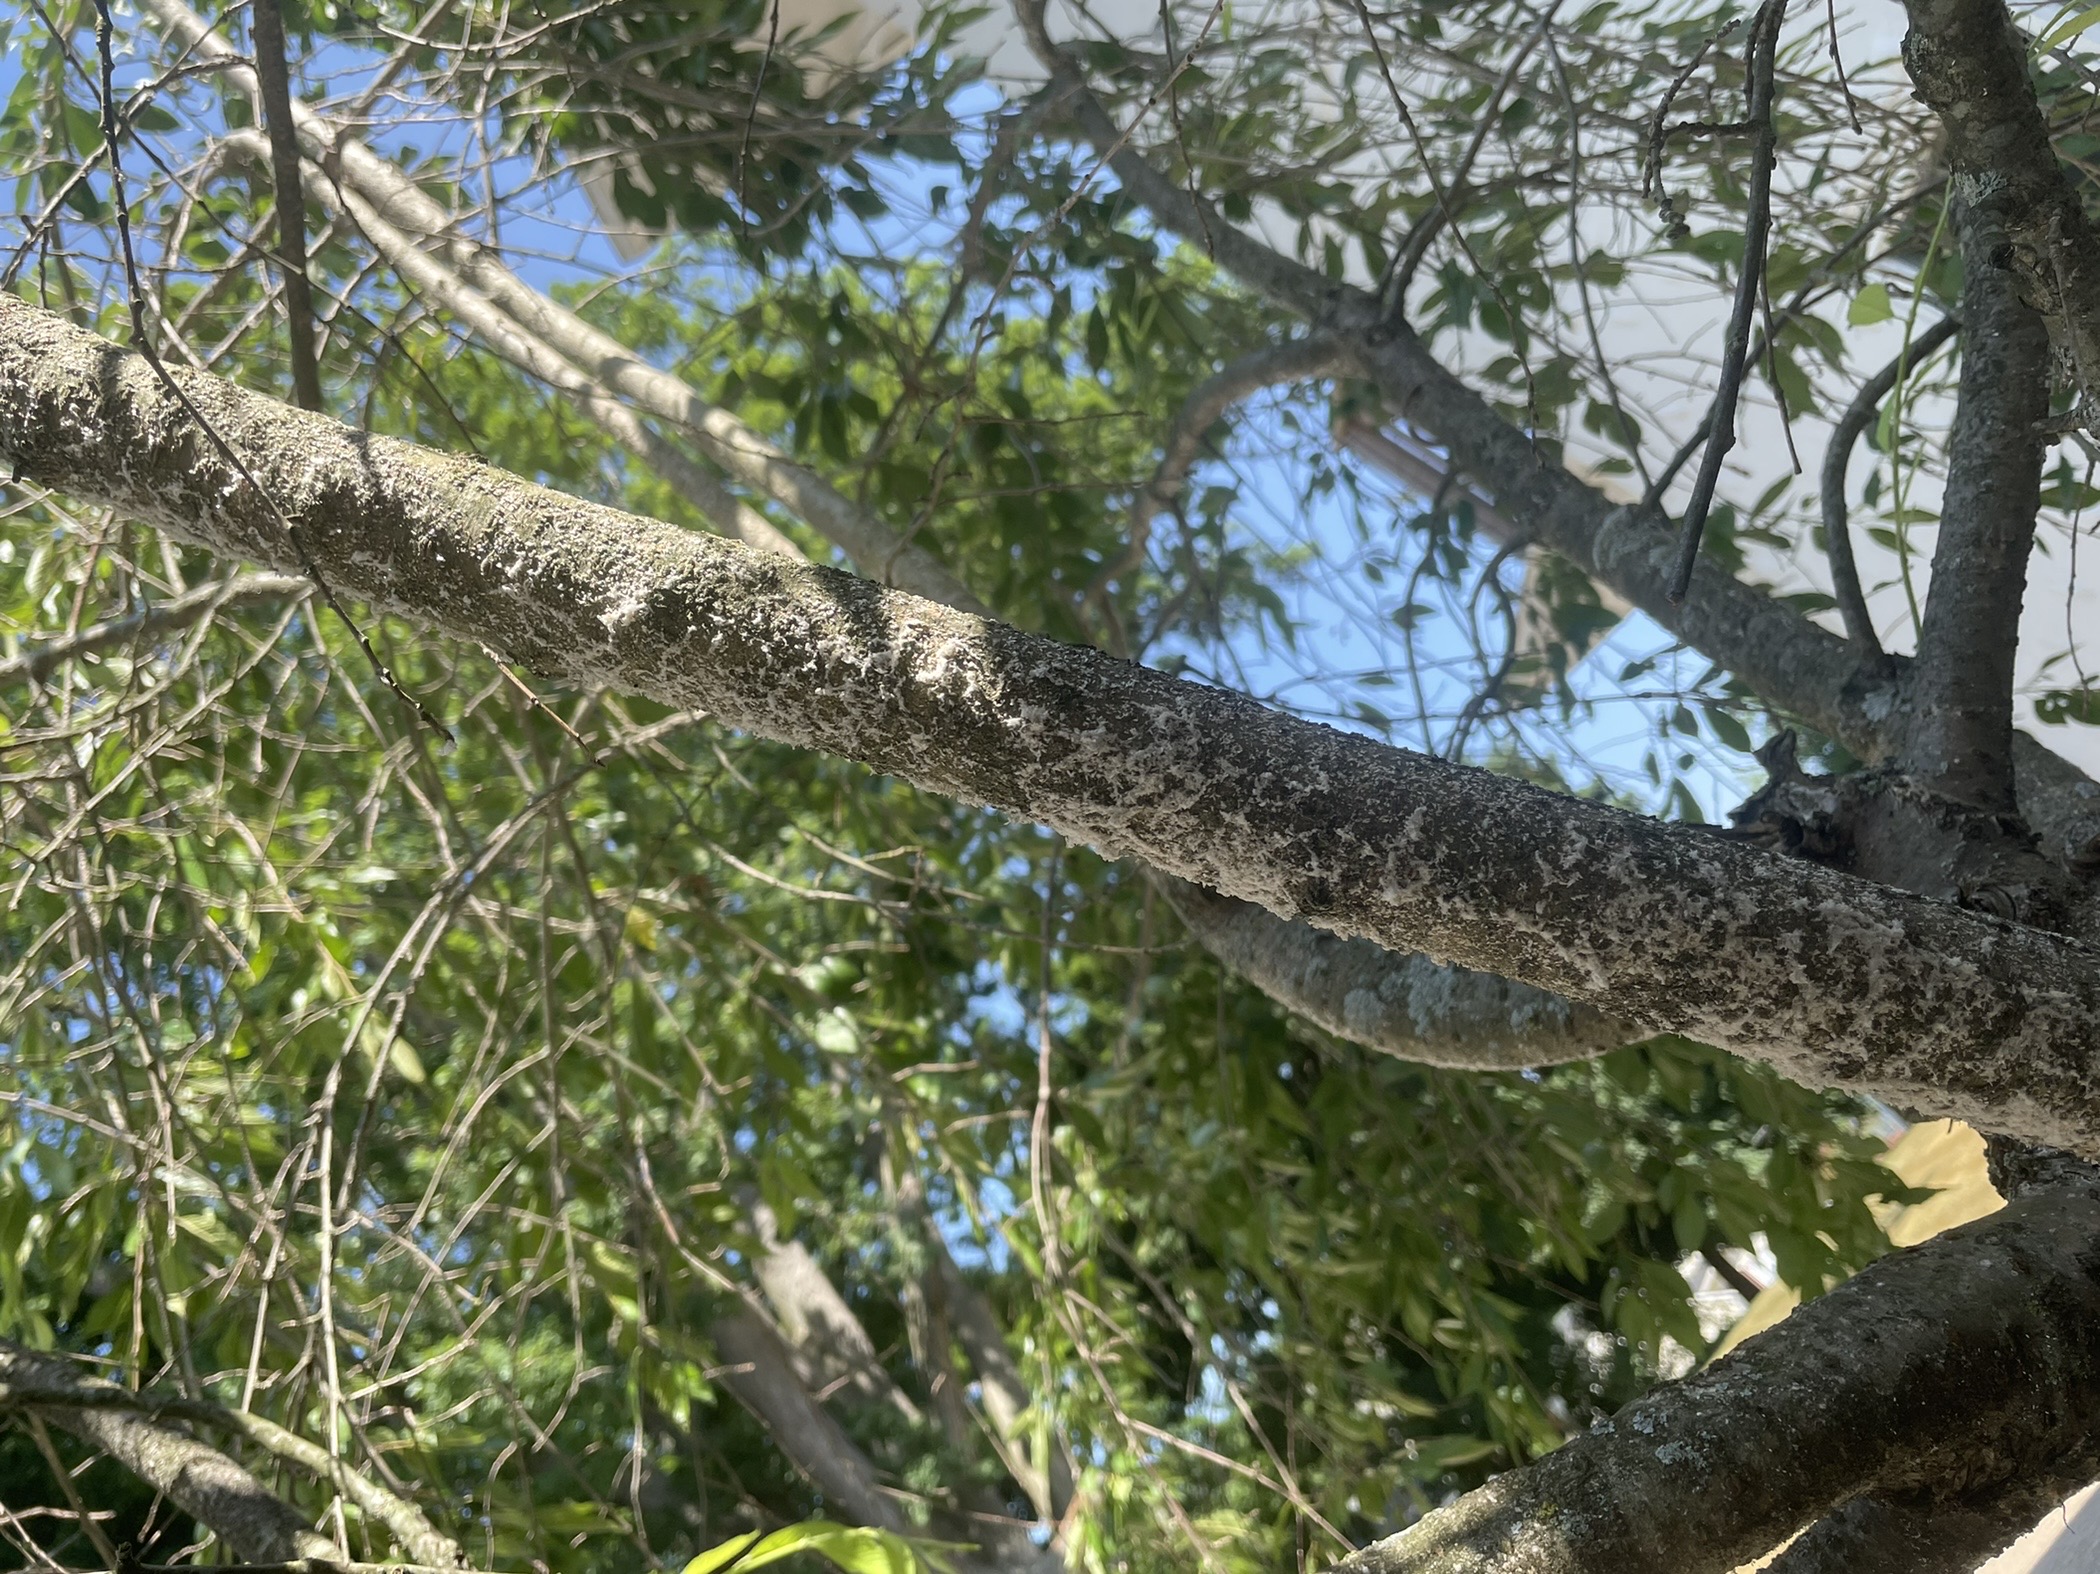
[1013,2,2100,880]
[1901,0,2100,428]
[7,298,2100,1155]
[1327,1183,2100,1574]
[0,1344,344,1565]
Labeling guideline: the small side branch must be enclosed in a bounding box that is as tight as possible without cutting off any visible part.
[1818,316,1960,660]
[1159,874,1632,1069]
[0,571,310,684]
[1666,0,1784,603]
[0,1341,464,1568]
[1085,336,1348,639]
[0,1344,339,1566]
[250,0,322,411]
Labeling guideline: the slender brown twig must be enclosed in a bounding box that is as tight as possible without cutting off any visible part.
[250,0,323,410]
[1666,0,1785,603]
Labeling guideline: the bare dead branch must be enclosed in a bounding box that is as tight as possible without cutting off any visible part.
[1084,335,1347,640]
[249,0,321,411]
[1665,0,1783,604]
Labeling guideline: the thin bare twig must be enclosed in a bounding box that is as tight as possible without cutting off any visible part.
[250,0,322,410]
[1819,314,1960,660]
[1665,0,1785,603]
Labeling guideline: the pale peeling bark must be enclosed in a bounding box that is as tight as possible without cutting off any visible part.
[1159,876,1634,1069]
[1330,1186,2100,1574]
[0,1345,339,1565]
[6,301,2100,1154]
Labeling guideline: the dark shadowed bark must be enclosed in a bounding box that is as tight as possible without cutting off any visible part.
[1819,317,1960,661]
[1762,1469,2100,1574]
[5,295,2100,1155]
[1904,219,2050,813]
[1901,0,2100,427]
[248,0,322,412]
[1329,1184,2100,1574]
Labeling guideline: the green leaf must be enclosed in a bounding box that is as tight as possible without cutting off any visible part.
[2036,0,2100,50]
[2037,687,2100,726]
[681,1522,925,1574]
[1705,707,1752,753]
[1846,284,1893,326]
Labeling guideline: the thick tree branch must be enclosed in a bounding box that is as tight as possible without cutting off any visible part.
[1904,218,2050,814]
[744,1199,925,1424]
[1329,1183,2100,1574]
[1017,14,1889,755]
[8,297,2100,1154]
[0,1342,465,1567]
[1901,0,2100,428]
[0,1344,339,1565]
[708,1310,914,1535]
[1158,875,1631,1068]
[1818,316,1959,660]
[143,4,1634,1079]
[1012,7,2100,873]
[1762,1467,2100,1574]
